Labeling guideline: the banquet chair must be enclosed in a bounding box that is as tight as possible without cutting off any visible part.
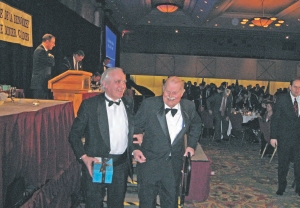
[199,110,215,141]
[258,119,277,163]
[229,112,246,145]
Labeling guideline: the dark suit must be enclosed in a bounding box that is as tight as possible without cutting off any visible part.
[134,96,202,207]
[206,92,233,141]
[59,56,83,73]
[271,93,300,193]
[30,44,55,98]
[69,93,134,208]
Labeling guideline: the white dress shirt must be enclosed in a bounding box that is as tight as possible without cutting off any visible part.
[105,94,128,154]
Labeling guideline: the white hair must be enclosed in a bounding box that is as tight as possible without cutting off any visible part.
[100,67,124,91]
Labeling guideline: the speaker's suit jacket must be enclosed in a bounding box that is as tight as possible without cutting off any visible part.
[30,44,55,90]
[69,93,134,178]
[59,56,83,73]
[271,92,300,192]
[134,96,202,186]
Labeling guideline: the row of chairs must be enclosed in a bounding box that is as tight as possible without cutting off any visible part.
[200,111,277,162]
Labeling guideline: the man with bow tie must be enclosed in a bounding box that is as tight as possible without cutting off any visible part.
[133,76,202,208]
[69,67,134,208]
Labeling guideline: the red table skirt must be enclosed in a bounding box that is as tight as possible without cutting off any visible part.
[185,157,211,202]
[0,101,81,207]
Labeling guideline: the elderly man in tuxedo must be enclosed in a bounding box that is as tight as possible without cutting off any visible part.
[69,67,134,208]
[133,76,202,208]
[206,87,232,142]
[30,34,55,99]
[271,78,300,196]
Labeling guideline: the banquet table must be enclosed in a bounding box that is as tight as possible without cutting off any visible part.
[227,114,258,136]
[0,98,81,207]
[242,115,258,123]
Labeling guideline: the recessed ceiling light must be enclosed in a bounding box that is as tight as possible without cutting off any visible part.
[286,36,289,39]
[175,29,178,33]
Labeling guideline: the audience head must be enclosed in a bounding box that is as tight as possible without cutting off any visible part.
[42,34,55,50]
[73,50,85,62]
[217,86,224,93]
[100,67,126,100]
[92,72,101,82]
[163,76,185,108]
[223,88,231,97]
[289,77,300,97]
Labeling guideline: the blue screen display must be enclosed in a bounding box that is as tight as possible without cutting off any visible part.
[105,25,117,67]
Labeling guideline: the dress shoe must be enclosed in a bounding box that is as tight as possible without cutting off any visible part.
[222,137,229,141]
[276,190,284,195]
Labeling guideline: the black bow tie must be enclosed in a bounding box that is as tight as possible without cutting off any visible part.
[165,108,178,117]
[105,97,121,107]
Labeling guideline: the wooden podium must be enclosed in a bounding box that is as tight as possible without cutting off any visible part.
[48,70,92,116]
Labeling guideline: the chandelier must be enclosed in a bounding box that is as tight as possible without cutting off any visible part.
[240,0,284,27]
[156,3,179,13]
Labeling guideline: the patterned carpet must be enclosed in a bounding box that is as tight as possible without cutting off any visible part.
[76,136,300,208]
[183,136,300,208]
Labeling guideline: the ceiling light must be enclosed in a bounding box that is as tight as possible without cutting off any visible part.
[156,3,179,13]
[240,0,284,28]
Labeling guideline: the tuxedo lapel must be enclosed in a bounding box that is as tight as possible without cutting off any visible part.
[285,93,298,118]
[97,94,110,149]
[122,97,133,133]
[157,102,171,143]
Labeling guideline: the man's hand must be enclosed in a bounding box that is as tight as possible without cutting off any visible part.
[208,110,213,115]
[184,147,195,157]
[133,150,146,163]
[270,139,277,148]
[81,154,99,177]
[225,116,229,121]
[133,134,143,146]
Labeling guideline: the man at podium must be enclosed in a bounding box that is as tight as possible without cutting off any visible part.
[59,50,85,73]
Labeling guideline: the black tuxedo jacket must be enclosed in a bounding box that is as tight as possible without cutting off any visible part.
[59,56,83,73]
[69,93,134,177]
[30,44,55,90]
[134,96,202,161]
[206,92,232,117]
[271,93,300,143]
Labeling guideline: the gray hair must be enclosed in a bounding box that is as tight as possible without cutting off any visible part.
[100,67,124,91]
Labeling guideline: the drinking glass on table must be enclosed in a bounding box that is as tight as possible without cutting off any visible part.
[10,87,16,102]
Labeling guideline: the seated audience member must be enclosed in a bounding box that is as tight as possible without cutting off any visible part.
[259,101,275,155]
[91,72,101,87]
[236,90,249,110]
